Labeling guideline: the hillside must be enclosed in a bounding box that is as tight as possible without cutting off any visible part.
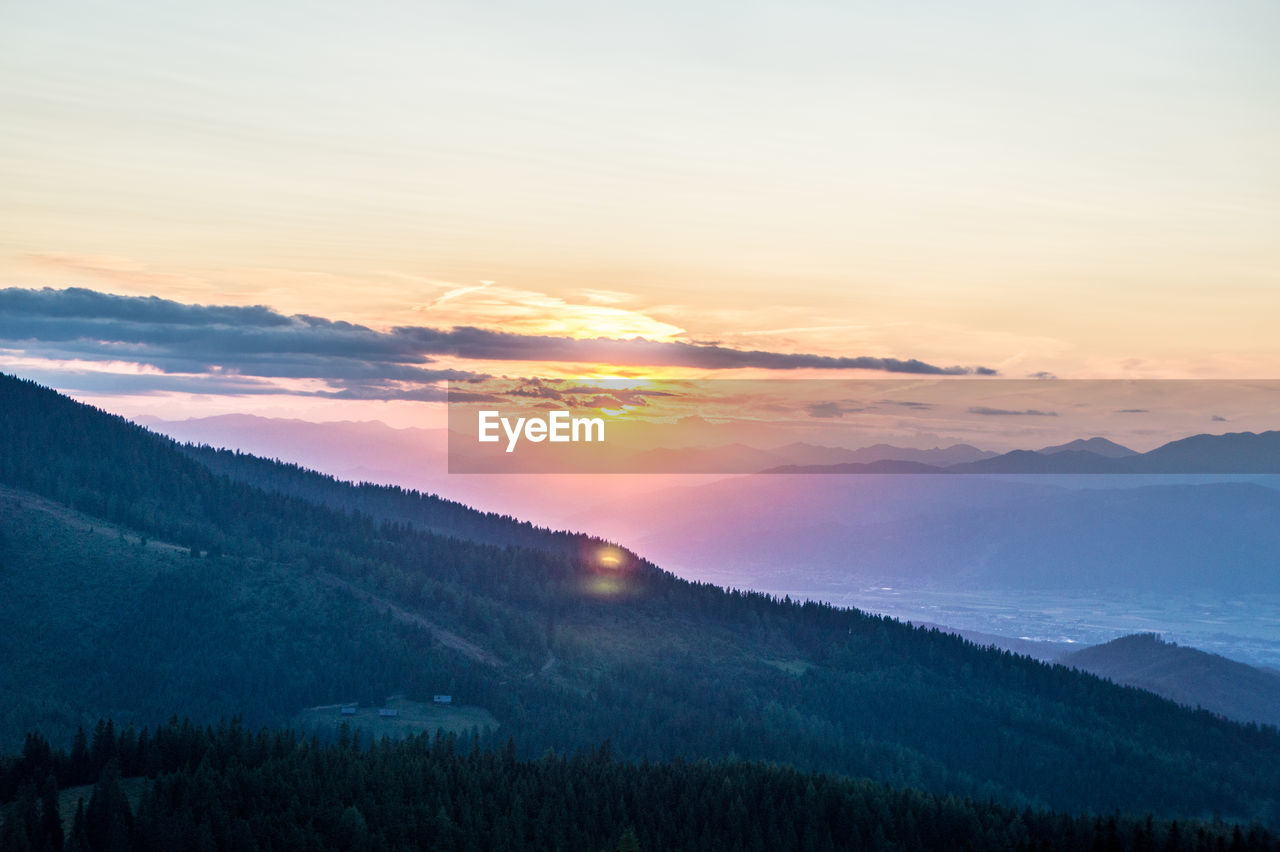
[181,441,599,556]
[0,485,491,740]
[1063,634,1280,727]
[5,372,1280,825]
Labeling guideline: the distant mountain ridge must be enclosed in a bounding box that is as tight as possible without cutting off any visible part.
[921,625,1280,728]
[795,442,998,466]
[148,414,1279,476]
[769,431,1280,474]
[1062,634,1280,728]
[1037,437,1138,458]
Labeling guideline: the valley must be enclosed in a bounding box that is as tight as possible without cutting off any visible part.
[745,583,1280,669]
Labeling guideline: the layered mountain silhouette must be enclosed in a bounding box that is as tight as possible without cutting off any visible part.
[1037,437,1139,458]
[5,370,1280,825]
[770,431,1280,474]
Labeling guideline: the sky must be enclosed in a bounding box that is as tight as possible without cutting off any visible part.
[2,0,1279,430]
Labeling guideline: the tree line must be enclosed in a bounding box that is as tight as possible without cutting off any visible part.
[3,719,1277,852]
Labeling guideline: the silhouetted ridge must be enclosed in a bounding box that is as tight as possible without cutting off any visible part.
[182,443,602,555]
[0,371,629,560]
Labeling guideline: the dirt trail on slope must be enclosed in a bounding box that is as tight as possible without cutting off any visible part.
[0,485,189,555]
[316,571,504,667]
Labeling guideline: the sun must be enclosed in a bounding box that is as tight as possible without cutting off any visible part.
[596,547,625,570]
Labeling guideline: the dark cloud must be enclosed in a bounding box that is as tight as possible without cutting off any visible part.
[445,389,508,404]
[0,288,460,393]
[398,324,994,375]
[804,402,865,418]
[968,406,1059,417]
[1115,408,1149,414]
[0,286,293,327]
[878,399,934,409]
[559,384,675,405]
[1212,415,1228,422]
[7,370,287,397]
[1028,371,1057,380]
[507,378,568,400]
[0,287,997,400]
[318,383,452,402]
[8,367,457,402]
[501,379,672,409]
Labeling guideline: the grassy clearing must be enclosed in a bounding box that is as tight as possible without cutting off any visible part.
[294,696,498,740]
[0,777,149,840]
[762,658,815,676]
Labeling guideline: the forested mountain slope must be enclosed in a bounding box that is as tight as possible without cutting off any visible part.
[4,372,1280,825]
[181,442,599,556]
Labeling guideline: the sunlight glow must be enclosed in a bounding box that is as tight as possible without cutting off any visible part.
[596,547,625,570]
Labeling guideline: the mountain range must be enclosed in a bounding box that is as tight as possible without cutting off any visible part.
[4,372,1280,827]
[770,431,1280,474]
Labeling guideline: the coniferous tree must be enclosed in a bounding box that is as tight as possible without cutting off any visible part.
[68,729,89,787]
[64,799,89,852]
[617,826,641,852]
[84,761,132,852]
[40,773,63,852]
[2,781,37,851]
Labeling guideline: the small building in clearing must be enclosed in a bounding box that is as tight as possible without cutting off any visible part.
[433,695,452,704]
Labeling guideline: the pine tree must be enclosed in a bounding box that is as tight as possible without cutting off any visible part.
[1,782,37,851]
[64,800,89,852]
[69,729,89,785]
[40,773,64,852]
[84,760,132,852]
[617,826,641,852]
[337,805,371,852]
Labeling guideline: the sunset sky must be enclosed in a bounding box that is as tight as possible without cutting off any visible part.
[2,0,1279,428]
